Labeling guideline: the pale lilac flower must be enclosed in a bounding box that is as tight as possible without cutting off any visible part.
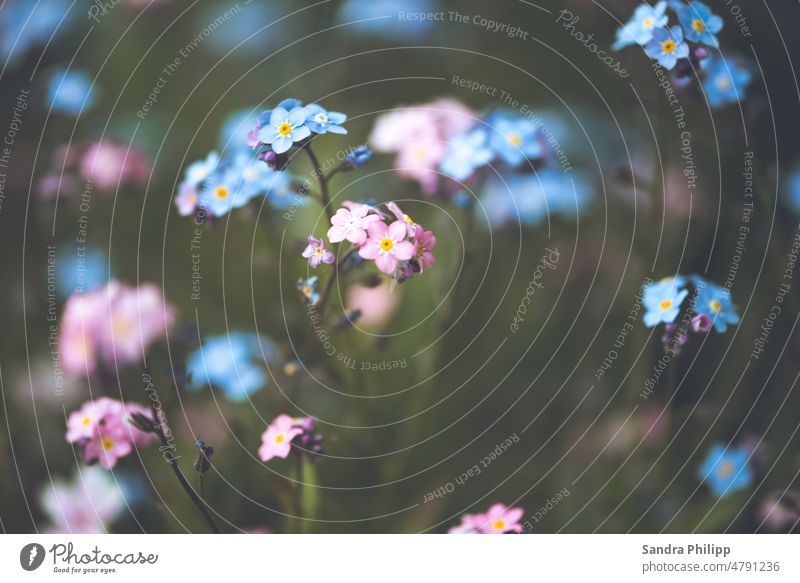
[327,205,381,245]
[175,183,199,216]
[359,220,415,275]
[477,503,524,533]
[413,225,436,273]
[39,466,127,533]
[301,236,335,268]
[258,414,303,462]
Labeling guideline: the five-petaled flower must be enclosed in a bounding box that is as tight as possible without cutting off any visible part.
[612,1,669,50]
[413,225,436,273]
[359,220,416,275]
[695,282,740,333]
[698,443,752,497]
[302,236,335,268]
[258,414,304,462]
[675,1,724,48]
[304,103,348,135]
[643,278,689,327]
[297,276,321,305]
[258,106,311,154]
[327,204,381,245]
[645,26,690,70]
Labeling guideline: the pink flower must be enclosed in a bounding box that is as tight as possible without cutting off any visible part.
[39,466,127,533]
[448,513,481,534]
[386,201,416,236]
[346,282,399,327]
[477,503,524,534]
[176,183,199,216]
[327,205,381,245]
[359,220,415,275]
[413,225,436,273]
[258,414,303,462]
[80,141,150,190]
[84,421,133,470]
[66,397,123,443]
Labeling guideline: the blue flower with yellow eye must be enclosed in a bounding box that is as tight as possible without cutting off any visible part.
[645,26,690,70]
[440,127,495,181]
[701,54,752,108]
[257,106,311,154]
[487,113,544,167]
[675,1,723,48]
[304,104,347,135]
[613,1,669,50]
[694,281,740,333]
[698,444,752,497]
[184,151,220,188]
[643,278,688,326]
[297,276,320,305]
[48,69,95,115]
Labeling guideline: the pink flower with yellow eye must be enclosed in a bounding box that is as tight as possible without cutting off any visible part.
[359,220,415,275]
[477,503,524,534]
[258,414,303,462]
[412,224,436,273]
[327,204,381,245]
[66,397,123,443]
[83,422,133,470]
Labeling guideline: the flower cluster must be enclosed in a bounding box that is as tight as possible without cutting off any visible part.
[59,281,175,376]
[248,98,347,155]
[613,1,752,107]
[258,414,323,462]
[448,503,524,534]
[185,332,280,402]
[698,443,752,497]
[48,69,95,116]
[66,397,157,469]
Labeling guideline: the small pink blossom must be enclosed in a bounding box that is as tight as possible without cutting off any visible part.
[66,397,123,443]
[327,205,381,245]
[84,422,133,470]
[80,141,150,191]
[386,201,416,236]
[477,503,524,534]
[359,220,415,275]
[346,282,399,327]
[258,414,303,462]
[413,225,436,273]
[448,513,481,534]
[302,236,335,268]
[176,183,199,216]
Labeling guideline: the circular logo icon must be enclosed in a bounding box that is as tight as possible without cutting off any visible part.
[20,543,46,571]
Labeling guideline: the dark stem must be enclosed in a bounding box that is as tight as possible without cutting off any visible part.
[317,247,357,321]
[303,144,333,223]
[149,402,220,534]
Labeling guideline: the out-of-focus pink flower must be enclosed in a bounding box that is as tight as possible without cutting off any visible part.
[369,98,475,194]
[80,141,150,190]
[476,503,524,534]
[39,466,127,533]
[448,513,481,534]
[413,225,436,273]
[66,397,122,442]
[359,220,415,274]
[59,281,176,375]
[258,414,303,462]
[346,282,399,327]
[758,494,800,531]
[176,183,199,216]
[327,204,381,245]
[84,422,133,469]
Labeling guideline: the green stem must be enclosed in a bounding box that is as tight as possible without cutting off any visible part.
[303,144,333,223]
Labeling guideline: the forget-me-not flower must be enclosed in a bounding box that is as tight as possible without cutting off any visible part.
[613,1,669,50]
[675,1,724,48]
[440,127,495,181]
[258,106,311,154]
[701,53,752,108]
[304,104,347,135]
[698,443,752,497]
[645,26,690,70]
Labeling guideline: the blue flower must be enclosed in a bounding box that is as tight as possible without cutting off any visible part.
[675,1,723,47]
[787,168,800,212]
[440,127,495,181]
[48,70,95,115]
[1,0,72,68]
[701,53,752,108]
[645,26,690,70]
[183,151,220,188]
[55,247,109,299]
[487,114,545,167]
[613,1,669,50]
[336,0,438,40]
[694,281,740,333]
[304,104,347,135]
[698,444,752,497]
[643,278,689,326]
[342,145,372,170]
[186,332,278,401]
[257,106,311,154]
[297,276,320,305]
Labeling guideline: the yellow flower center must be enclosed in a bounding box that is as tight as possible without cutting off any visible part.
[214,186,229,200]
[642,17,654,29]
[302,286,312,298]
[718,461,733,478]
[112,317,132,338]
[493,520,506,530]
[380,238,394,252]
[188,192,197,205]
[82,416,91,426]
[662,40,676,54]
[716,75,732,91]
[659,299,673,311]
[314,246,324,256]
[507,133,522,146]
[404,214,414,225]
[692,19,706,33]
[709,300,722,313]
[275,434,285,444]
[101,437,115,451]
[278,123,292,137]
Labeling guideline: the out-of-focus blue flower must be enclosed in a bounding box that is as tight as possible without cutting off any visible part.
[1,0,72,68]
[199,1,283,57]
[487,114,544,168]
[787,168,800,212]
[675,1,723,47]
[220,108,261,152]
[55,247,109,299]
[440,127,495,181]
[257,107,310,154]
[643,278,688,327]
[613,1,669,50]
[452,191,471,209]
[645,26,690,70]
[342,145,372,170]
[184,151,220,188]
[186,332,278,401]
[336,0,439,40]
[701,54,752,108]
[304,104,347,135]
[694,280,739,333]
[297,276,320,305]
[48,70,95,115]
[698,444,752,497]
